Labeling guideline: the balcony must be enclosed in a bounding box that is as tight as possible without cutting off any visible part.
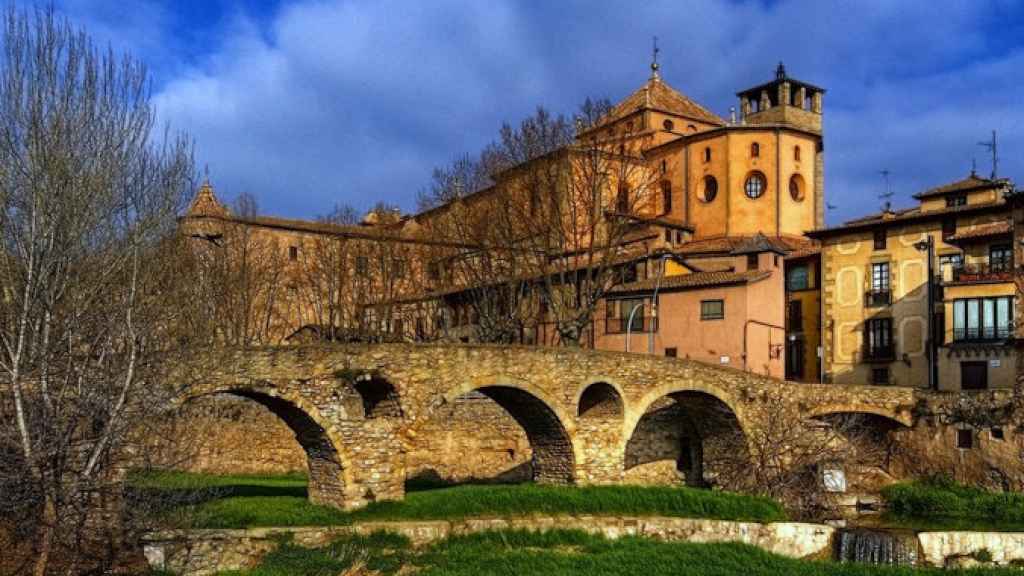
[865,290,891,308]
[862,343,895,362]
[605,316,658,334]
[950,263,1013,285]
[953,324,1014,343]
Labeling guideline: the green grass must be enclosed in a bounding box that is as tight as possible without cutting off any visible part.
[133,471,785,529]
[881,477,1024,532]
[216,529,1024,576]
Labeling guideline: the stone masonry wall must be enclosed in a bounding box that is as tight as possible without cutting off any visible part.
[147,395,306,475]
[143,518,835,575]
[406,391,532,485]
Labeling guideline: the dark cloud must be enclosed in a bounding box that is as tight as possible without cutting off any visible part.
[44,1,1024,223]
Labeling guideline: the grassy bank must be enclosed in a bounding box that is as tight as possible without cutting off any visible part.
[216,529,1022,576]
[133,471,785,528]
[881,477,1024,532]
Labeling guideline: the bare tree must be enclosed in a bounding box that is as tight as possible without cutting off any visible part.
[708,392,891,518]
[0,7,193,574]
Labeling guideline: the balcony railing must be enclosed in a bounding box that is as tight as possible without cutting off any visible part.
[865,290,891,308]
[951,263,1013,284]
[863,343,895,362]
[605,316,658,334]
[953,324,1014,342]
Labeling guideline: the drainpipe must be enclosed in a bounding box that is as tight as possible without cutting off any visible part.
[744,319,786,374]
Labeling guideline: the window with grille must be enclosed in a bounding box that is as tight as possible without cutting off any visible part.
[873,229,887,250]
[744,172,766,199]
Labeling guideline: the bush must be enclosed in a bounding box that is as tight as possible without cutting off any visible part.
[881,477,1024,531]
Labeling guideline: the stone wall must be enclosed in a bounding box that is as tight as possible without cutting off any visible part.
[146,395,306,475]
[143,517,835,575]
[405,391,533,485]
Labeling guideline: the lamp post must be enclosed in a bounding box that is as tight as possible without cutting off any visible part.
[914,236,937,391]
[649,253,672,354]
[625,253,672,354]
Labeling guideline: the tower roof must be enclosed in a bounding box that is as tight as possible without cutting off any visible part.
[736,62,825,97]
[186,180,230,218]
[594,76,725,130]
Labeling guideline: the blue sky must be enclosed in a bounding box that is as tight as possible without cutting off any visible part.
[41,0,1024,225]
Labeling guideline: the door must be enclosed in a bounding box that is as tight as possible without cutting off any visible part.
[960,361,988,391]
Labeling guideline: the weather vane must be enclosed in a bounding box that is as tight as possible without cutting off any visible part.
[878,169,894,210]
[977,130,998,179]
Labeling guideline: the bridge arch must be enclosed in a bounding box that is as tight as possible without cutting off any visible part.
[577,381,625,420]
[183,383,355,509]
[432,378,578,485]
[806,404,912,428]
[624,381,751,487]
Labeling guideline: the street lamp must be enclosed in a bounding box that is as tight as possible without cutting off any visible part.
[625,253,672,354]
[913,236,937,391]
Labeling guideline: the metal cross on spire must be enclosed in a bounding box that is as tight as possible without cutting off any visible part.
[650,36,660,80]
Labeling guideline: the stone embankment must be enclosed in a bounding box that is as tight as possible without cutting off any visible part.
[143,517,833,575]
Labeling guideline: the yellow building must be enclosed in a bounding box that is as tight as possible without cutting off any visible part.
[808,174,1016,390]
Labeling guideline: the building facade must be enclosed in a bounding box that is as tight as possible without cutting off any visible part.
[182,62,830,381]
[809,174,1017,390]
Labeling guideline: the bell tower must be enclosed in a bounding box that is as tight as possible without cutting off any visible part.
[735,63,826,229]
[736,62,824,134]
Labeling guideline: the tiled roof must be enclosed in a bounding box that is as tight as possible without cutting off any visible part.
[187,181,230,218]
[807,200,1005,238]
[912,174,1010,199]
[944,220,1012,242]
[595,78,725,129]
[674,234,815,256]
[609,270,771,294]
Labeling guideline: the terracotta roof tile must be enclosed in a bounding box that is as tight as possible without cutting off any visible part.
[596,78,725,129]
[944,220,1012,242]
[674,234,815,256]
[808,200,1005,237]
[610,270,771,294]
[913,174,1010,199]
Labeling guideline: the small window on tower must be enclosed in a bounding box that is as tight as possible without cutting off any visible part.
[747,253,759,270]
[288,246,298,260]
[660,159,667,174]
[704,147,711,163]
[751,142,760,158]
[661,180,672,214]
[794,146,801,162]
[663,119,675,131]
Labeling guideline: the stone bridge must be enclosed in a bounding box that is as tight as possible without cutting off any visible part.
[170,344,920,510]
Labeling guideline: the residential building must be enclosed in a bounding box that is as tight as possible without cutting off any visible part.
[808,174,1016,390]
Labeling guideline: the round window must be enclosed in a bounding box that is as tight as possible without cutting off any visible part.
[745,171,767,199]
[663,119,675,131]
[789,174,805,201]
[702,175,718,202]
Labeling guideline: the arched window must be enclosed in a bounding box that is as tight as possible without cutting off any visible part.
[744,171,767,199]
[704,147,711,163]
[794,145,801,162]
[701,175,718,202]
[687,124,698,133]
[789,174,805,201]
[663,119,675,131]
[660,180,672,214]
[751,142,760,158]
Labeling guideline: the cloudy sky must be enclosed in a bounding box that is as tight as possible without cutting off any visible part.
[39,0,1024,224]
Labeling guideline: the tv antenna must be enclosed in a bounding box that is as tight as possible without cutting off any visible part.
[878,169,894,210]
[977,130,998,179]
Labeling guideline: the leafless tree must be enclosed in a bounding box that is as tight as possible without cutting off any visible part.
[708,392,891,518]
[0,7,193,574]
